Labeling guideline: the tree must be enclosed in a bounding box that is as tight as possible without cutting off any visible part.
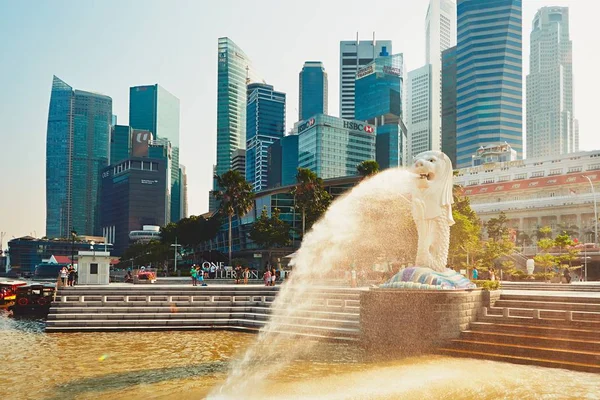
[290,168,332,235]
[480,235,515,272]
[534,237,555,282]
[556,222,579,239]
[160,215,221,261]
[554,232,580,271]
[212,170,255,264]
[356,160,380,178]
[486,211,509,241]
[516,231,533,248]
[249,207,291,263]
[448,193,481,270]
[534,226,553,240]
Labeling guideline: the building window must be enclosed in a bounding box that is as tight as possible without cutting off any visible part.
[531,171,544,178]
[549,168,562,176]
[514,173,526,180]
[587,164,600,171]
[498,176,510,182]
[90,263,98,275]
[568,166,582,173]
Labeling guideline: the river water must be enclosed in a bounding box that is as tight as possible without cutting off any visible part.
[2,314,599,400]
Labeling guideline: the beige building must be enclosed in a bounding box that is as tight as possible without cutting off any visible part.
[455,150,600,244]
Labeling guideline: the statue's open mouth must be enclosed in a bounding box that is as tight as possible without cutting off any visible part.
[419,173,433,180]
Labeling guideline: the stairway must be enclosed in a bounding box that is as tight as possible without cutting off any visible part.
[46,286,361,341]
[500,282,600,292]
[440,292,600,373]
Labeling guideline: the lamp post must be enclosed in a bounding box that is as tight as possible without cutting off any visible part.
[70,229,77,268]
[582,175,597,282]
[171,238,181,274]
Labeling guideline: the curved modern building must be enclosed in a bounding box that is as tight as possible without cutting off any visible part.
[46,76,112,238]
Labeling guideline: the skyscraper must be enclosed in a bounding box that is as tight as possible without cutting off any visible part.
[299,61,328,120]
[212,37,259,210]
[355,53,406,168]
[110,125,131,165]
[426,0,457,154]
[407,65,433,160]
[456,0,523,168]
[407,0,456,163]
[339,38,392,120]
[527,6,576,158]
[129,84,181,222]
[179,165,188,219]
[267,135,299,189]
[246,83,286,192]
[441,46,458,166]
[46,76,112,238]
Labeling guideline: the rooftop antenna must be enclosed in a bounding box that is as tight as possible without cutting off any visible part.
[246,65,251,85]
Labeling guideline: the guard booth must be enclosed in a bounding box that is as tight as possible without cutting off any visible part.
[77,251,111,285]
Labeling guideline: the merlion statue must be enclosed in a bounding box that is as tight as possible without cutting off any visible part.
[381,150,475,290]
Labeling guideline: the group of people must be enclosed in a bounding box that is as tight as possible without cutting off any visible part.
[263,268,278,286]
[233,265,250,284]
[59,265,77,287]
[190,265,208,287]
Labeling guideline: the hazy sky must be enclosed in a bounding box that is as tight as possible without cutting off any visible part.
[0,0,598,244]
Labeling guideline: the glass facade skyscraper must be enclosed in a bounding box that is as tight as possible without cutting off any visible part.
[339,39,392,120]
[110,125,131,165]
[456,0,523,168]
[267,135,299,189]
[46,76,112,238]
[212,37,259,210]
[246,83,286,192]
[527,7,576,158]
[299,61,328,121]
[297,114,375,179]
[129,84,181,222]
[355,53,406,168]
[441,46,458,167]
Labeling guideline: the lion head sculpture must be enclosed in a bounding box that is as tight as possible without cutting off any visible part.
[410,150,455,224]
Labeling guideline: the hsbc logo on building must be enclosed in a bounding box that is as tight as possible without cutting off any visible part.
[343,120,375,134]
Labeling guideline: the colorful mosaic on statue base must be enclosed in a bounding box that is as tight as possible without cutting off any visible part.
[380,266,476,290]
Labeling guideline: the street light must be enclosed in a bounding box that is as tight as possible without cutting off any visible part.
[171,237,182,274]
[70,229,77,268]
[582,175,597,281]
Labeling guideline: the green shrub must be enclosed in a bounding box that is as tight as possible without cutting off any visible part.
[473,280,500,290]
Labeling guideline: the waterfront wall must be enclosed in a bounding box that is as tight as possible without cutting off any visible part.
[360,289,495,358]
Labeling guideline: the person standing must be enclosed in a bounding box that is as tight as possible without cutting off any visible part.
[190,265,198,286]
[243,267,249,285]
[271,268,277,286]
[60,266,69,287]
[209,264,216,279]
[67,266,76,287]
[472,267,479,281]
[264,269,271,286]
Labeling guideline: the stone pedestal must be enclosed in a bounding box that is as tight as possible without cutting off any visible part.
[360,289,485,358]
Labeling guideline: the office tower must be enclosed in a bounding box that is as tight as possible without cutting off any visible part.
[129,84,181,222]
[110,125,131,165]
[212,38,259,210]
[407,65,433,161]
[231,149,246,177]
[456,0,523,168]
[180,165,188,219]
[267,135,299,189]
[297,115,375,179]
[426,0,457,155]
[299,61,328,120]
[355,53,406,168]
[339,37,392,119]
[441,46,458,166]
[149,138,172,224]
[527,7,576,158]
[246,83,286,192]
[100,157,168,255]
[46,76,112,238]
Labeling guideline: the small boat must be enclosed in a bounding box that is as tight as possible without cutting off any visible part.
[0,280,28,309]
[8,284,55,317]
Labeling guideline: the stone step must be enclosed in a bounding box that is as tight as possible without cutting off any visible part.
[47,311,360,324]
[438,348,600,374]
[49,305,260,314]
[486,307,600,323]
[500,294,600,304]
[444,340,600,365]
[500,283,600,292]
[476,314,600,330]
[469,321,600,341]
[494,299,600,312]
[459,330,600,353]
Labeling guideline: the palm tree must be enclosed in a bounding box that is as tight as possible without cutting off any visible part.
[212,170,254,264]
[356,160,380,178]
[290,168,331,235]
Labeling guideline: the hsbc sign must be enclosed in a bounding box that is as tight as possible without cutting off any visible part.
[343,120,375,134]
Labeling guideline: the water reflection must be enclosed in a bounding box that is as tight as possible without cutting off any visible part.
[1,314,599,399]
